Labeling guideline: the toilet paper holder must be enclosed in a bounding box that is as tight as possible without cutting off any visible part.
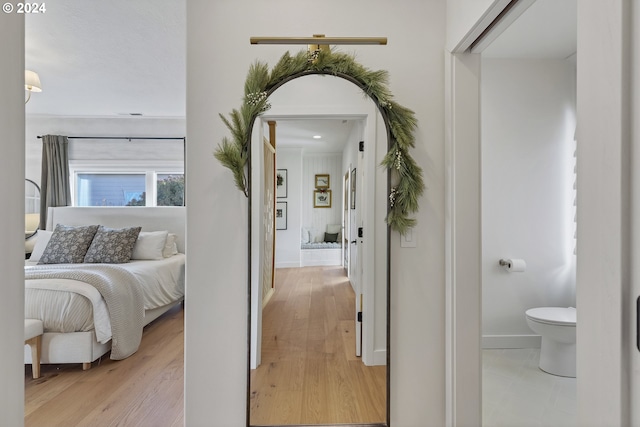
[498,258,526,272]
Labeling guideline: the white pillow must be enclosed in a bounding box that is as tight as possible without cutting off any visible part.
[326,224,341,234]
[131,230,169,260]
[311,228,323,243]
[301,228,310,244]
[163,233,179,257]
[28,230,53,262]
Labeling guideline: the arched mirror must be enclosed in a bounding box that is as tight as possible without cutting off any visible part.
[25,179,40,239]
[248,75,390,426]
[215,50,423,426]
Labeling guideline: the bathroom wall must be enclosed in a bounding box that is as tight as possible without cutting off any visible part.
[481,58,577,348]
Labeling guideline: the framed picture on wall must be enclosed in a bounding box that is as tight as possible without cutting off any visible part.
[314,190,332,208]
[314,174,330,189]
[276,169,287,198]
[276,201,287,230]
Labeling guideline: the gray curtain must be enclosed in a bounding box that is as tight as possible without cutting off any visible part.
[39,135,71,229]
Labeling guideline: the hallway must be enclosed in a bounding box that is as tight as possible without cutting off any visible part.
[250,266,386,425]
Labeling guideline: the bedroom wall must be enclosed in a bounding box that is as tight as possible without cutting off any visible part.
[186,1,446,426]
[275,147,302,268]
[302,153,343,242]
[24,116,186,186]
[481,58,577,348]
[0,13,26,426]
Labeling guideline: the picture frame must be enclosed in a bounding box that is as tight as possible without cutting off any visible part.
[313,190,332,208]
[276,169,287,198]
[314,174,330,189]
[350,168,357,209]
[275,201,287,230]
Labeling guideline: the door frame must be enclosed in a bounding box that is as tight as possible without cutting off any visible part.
[445,1,634,426]
[250,104,382,367]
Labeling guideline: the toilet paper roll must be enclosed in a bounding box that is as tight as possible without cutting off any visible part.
[505,258,526,272]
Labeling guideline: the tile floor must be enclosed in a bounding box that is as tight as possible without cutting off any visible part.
[483,348,576,427]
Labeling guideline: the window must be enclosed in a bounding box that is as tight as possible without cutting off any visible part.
[70,161,184,207]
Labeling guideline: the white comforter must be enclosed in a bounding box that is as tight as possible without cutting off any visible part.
[24,254,185,359]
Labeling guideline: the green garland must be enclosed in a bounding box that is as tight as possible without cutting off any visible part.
[214,49,424,234]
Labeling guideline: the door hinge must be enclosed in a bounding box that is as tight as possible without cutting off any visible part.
[358,227,363,238]
[359,140,364,152]
[357,311,363,322]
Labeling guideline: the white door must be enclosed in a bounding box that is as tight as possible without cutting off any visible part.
[348,164,361,356]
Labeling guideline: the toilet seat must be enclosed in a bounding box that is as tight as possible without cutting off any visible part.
[525,307,576,326]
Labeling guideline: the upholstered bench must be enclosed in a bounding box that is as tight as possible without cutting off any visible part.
[25,319,43,379]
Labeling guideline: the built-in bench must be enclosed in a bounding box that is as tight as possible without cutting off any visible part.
[300,242,342,266]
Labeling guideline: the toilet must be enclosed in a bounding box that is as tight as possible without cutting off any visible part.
[525,307,576,377]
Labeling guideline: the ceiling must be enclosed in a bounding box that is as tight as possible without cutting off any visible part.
[23,0,576,148]
[265,118,358,153]
[25,0,186,118]
[481,0,576,59]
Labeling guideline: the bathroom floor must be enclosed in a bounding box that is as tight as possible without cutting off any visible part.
[483,348,576,427]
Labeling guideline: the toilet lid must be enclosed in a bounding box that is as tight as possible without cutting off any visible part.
[525,307,576,326]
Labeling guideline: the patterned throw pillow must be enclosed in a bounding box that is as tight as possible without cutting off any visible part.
[84,225,142,264]
[38,224,100,264]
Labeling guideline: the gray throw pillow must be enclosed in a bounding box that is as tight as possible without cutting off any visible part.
[84,225,142,264]
[38,224,100,264]
[324,232,339,243]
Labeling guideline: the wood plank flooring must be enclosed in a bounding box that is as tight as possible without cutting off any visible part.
[250,266,386,425]
[24,304,184,427]
[24,266,385,426]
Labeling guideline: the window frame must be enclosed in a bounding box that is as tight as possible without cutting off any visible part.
[69,160,184,207]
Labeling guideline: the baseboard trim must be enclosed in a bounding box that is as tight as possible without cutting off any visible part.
[372,348,387,366]
[482,334,541,349]
[275,261,301,269]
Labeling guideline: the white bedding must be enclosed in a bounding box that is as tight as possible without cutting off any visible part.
[24,254,185,345]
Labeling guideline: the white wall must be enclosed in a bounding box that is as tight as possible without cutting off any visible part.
[0,13,26,427]
[25,116,185,185]
[481,58,577,348]
[633,2,640,424]
[446,0,508,51]
[275,148,302,268]
[342,120,363,180]
[186,1,446,426]
[576,1,632,425]
[274,148,347,268]
[301,153,343,241]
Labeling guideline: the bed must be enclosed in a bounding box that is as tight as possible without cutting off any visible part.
[24,206,185,370]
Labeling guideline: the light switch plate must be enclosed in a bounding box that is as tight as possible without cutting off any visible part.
[400,227,417,248]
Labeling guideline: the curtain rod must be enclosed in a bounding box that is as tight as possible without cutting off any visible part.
[37,136,185,141]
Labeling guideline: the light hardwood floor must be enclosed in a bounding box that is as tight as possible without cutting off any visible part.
[24,304,184,427]
[250,266,386,425]
[25,267,385,426]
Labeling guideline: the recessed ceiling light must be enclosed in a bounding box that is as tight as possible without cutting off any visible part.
[313,135,322,139]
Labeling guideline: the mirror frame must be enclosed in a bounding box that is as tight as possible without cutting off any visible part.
[25,178,41,239]
[246,71,392,427]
